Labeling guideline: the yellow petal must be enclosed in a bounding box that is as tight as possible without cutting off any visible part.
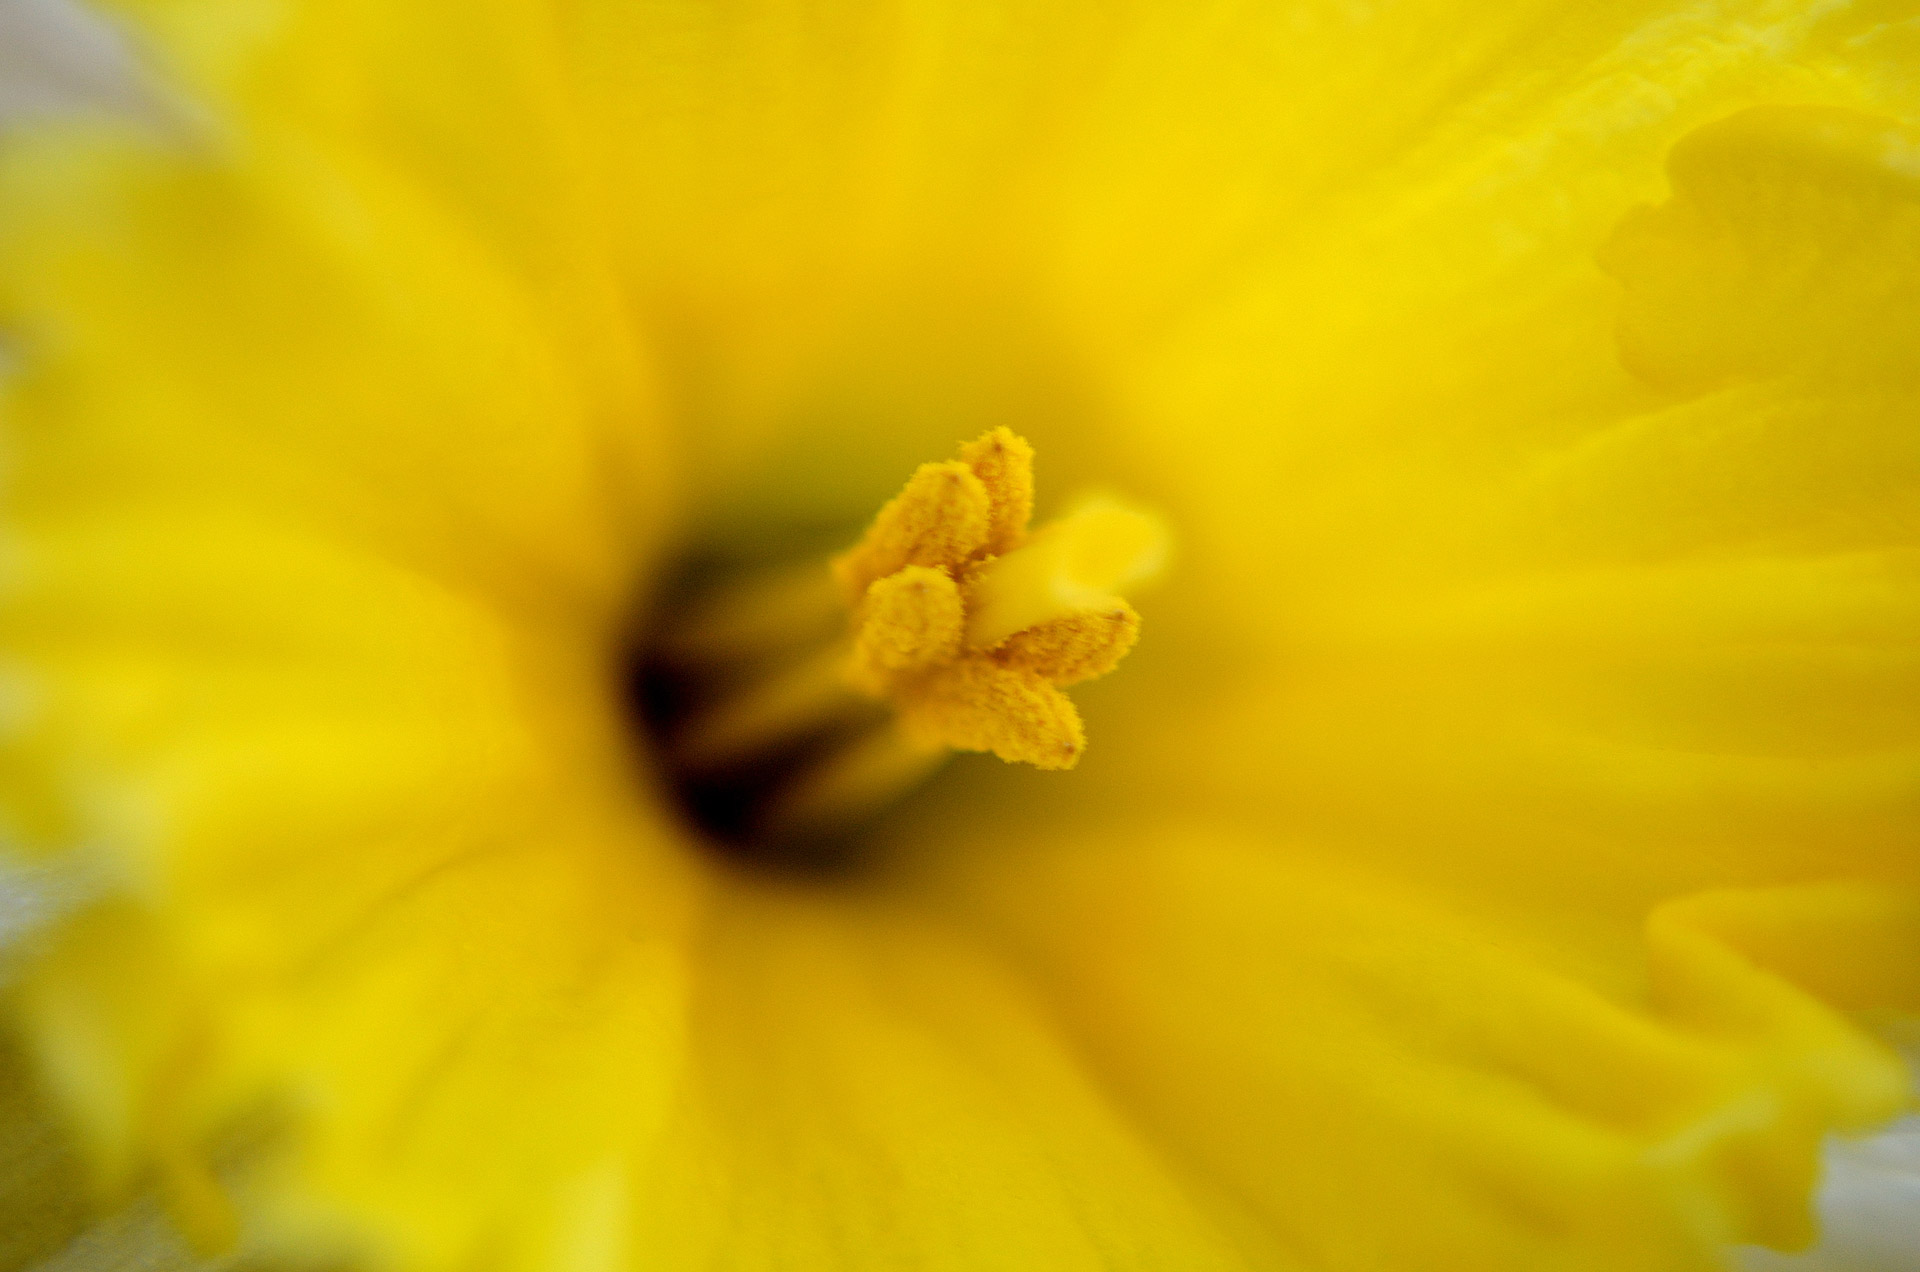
[1601,105,1920,392]
[92,0,641,411]
[618,884,1258,1271]
[0,125,664,616]
[930,825,1913,1269]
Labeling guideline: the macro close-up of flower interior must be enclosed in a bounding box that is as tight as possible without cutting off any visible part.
[0,1,1916,1270]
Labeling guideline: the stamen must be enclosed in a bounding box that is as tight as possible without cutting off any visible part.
[851,565,965,681]
[832,461,993,603]
[638,427,1163,862]
[668,642,870,772]
[651,560,844,667]
[757,722,951,841]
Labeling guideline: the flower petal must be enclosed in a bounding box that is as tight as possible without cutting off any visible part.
[0,119,662,616]
[929,826,1915,1269]
[1600,105,1920,392]
[615,884,1261,1271]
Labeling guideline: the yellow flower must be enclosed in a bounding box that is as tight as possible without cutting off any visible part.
[2,2,1917,1271]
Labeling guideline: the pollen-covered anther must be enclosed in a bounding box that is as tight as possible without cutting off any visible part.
[835,428,1166,770]
[851,565,965,683]
[992,603,1141,687]
[831,461,991,603]
[896,659,1086,770]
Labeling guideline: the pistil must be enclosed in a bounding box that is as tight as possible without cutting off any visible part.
[962,497,1167,650]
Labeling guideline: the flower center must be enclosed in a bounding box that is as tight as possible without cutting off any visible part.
[631,428,1166,870]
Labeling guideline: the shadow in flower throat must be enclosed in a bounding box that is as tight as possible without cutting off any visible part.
[627,537,898,878]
